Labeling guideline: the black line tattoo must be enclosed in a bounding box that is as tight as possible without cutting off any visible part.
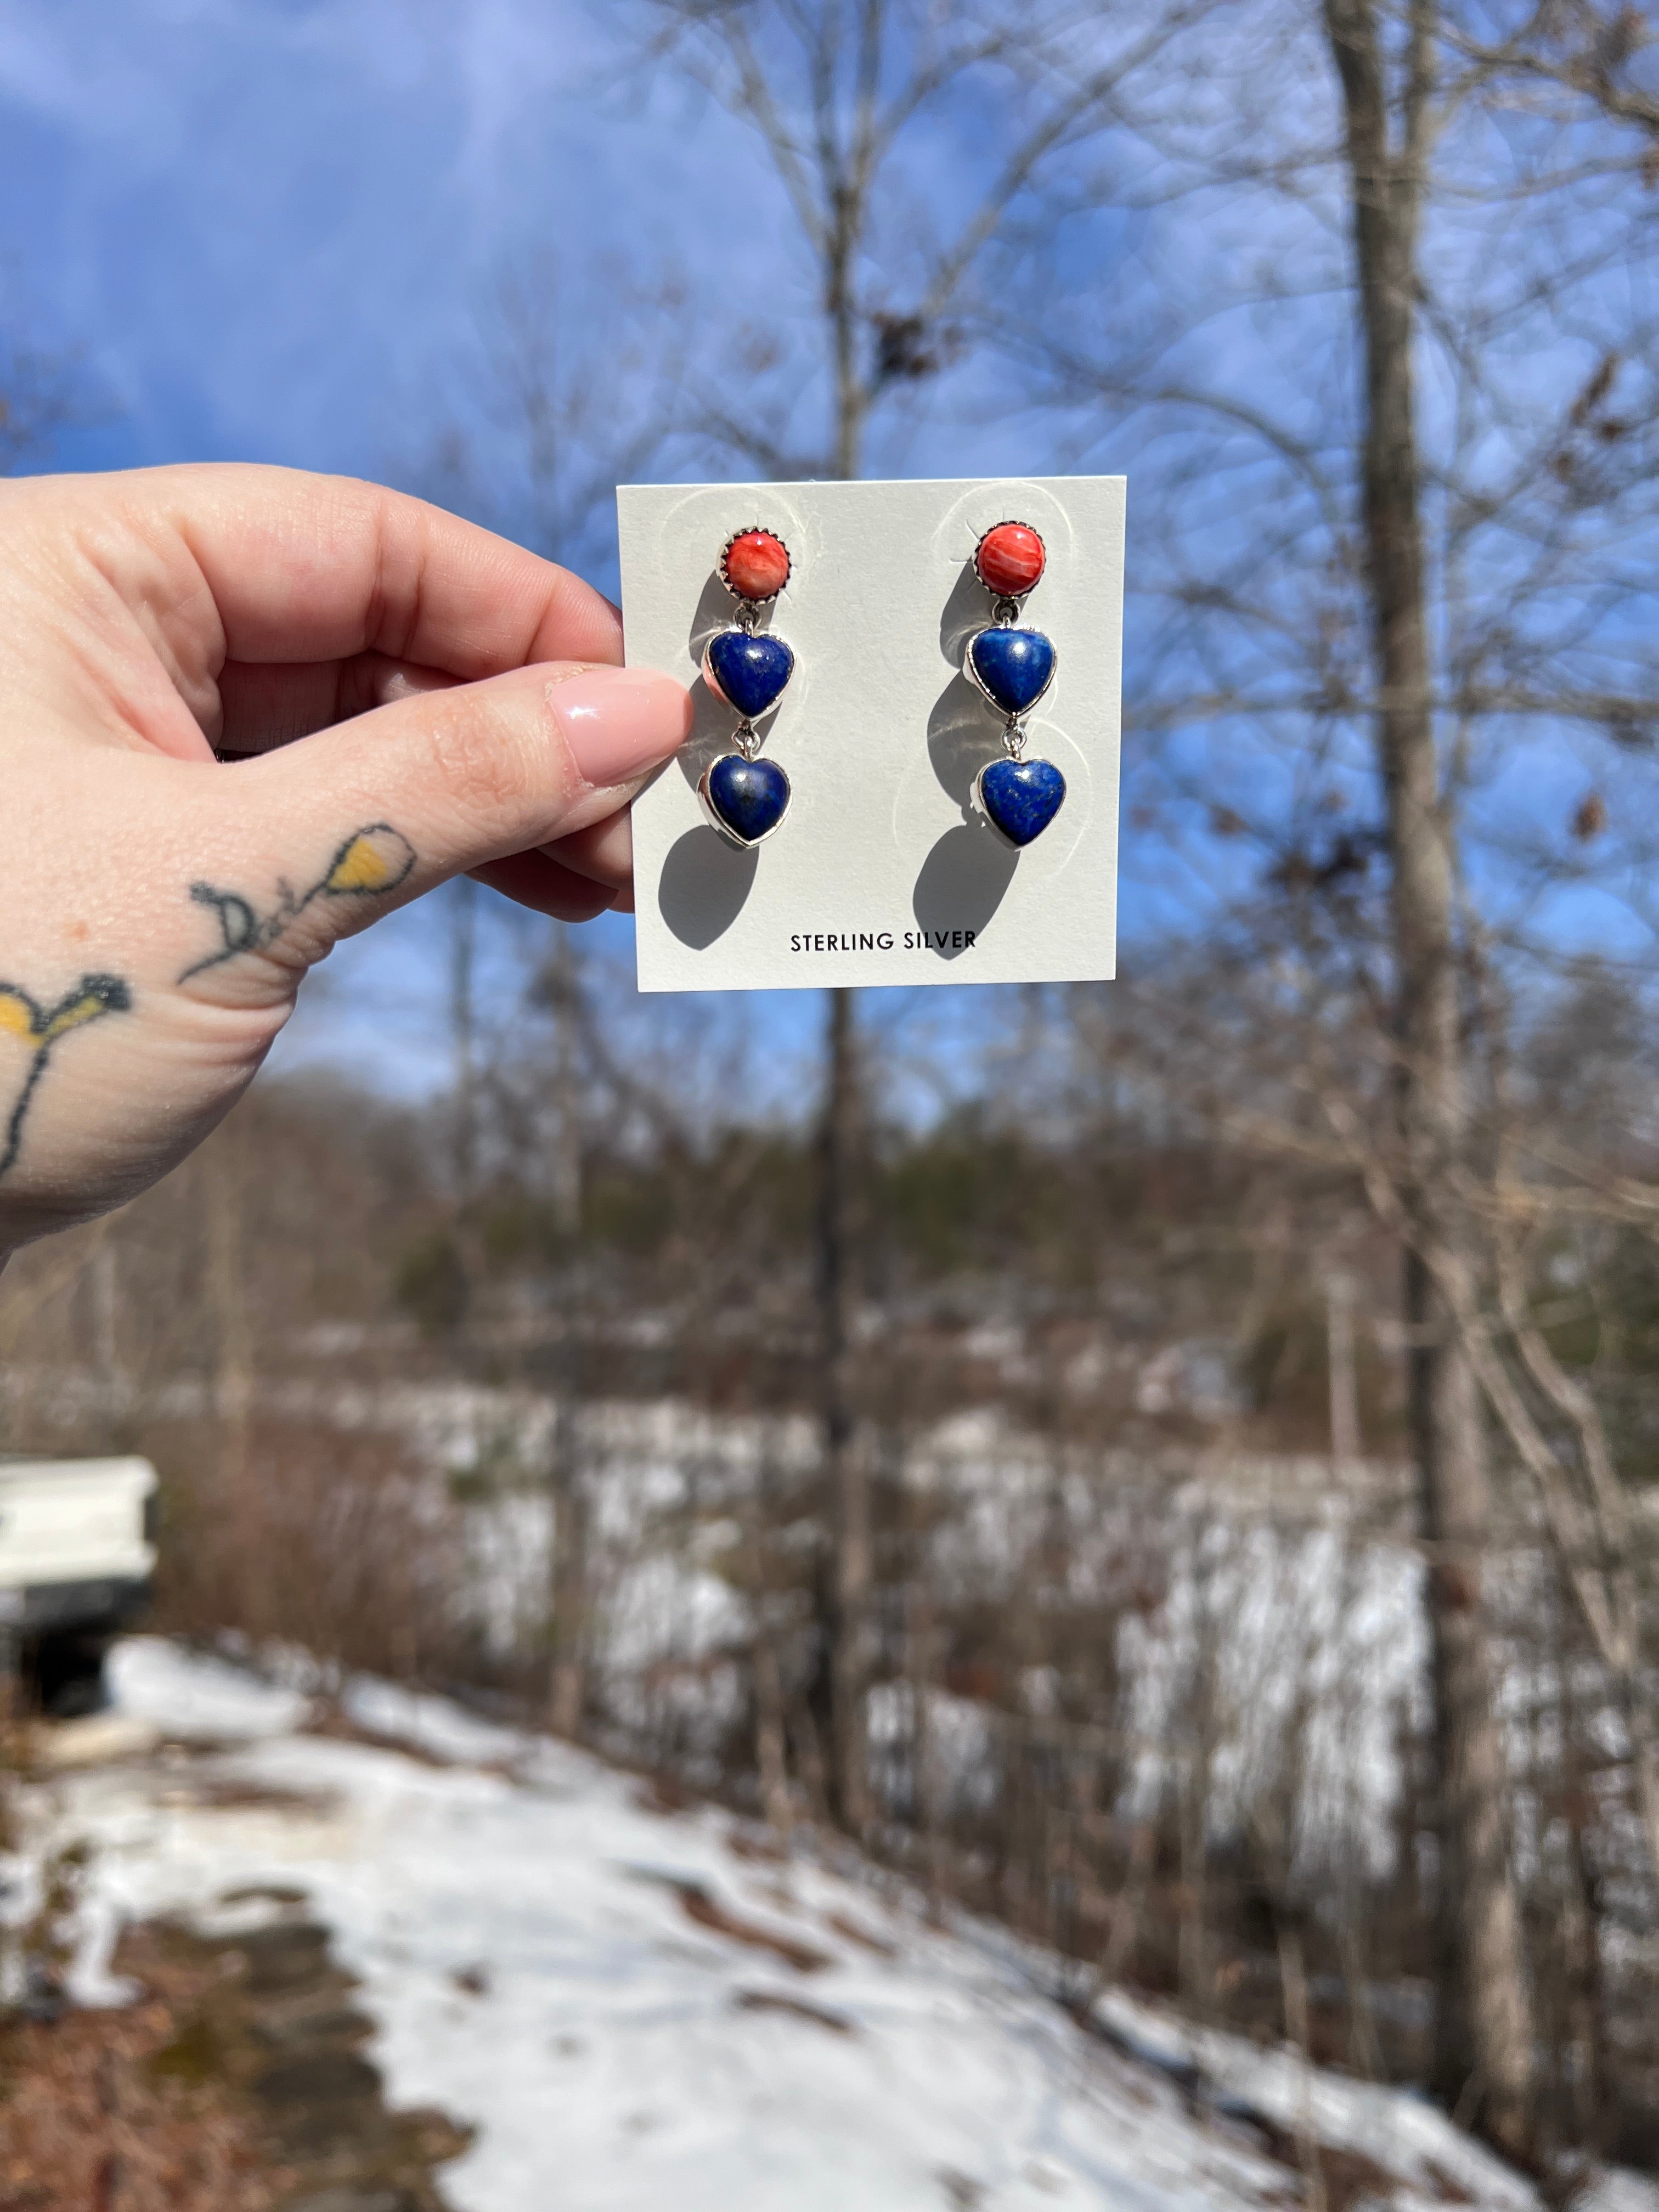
[179,824,416,983]
[0,973,132,1180]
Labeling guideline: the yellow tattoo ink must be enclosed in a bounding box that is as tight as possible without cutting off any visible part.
[0,974,131,1179]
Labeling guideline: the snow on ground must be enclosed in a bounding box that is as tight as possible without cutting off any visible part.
[6,1638,1656,2212]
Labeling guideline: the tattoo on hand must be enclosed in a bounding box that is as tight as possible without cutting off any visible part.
[0,973,132,1180]
[179,824,416,982]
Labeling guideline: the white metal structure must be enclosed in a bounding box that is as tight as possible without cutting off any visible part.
[0,1455,157,1635]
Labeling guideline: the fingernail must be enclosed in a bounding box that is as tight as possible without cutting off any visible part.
[548,665,692,787]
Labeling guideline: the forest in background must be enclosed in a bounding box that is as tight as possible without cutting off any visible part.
[3,0,1659,2183]
[3,933,1658,2168]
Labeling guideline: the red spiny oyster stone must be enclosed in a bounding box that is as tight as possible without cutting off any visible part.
[974,521,1046,597]
[723,528,791,601]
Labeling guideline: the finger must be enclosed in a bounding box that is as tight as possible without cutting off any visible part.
[534,810,633,893]
[465,815,633,917]
[35,465,622,761]
[130,464,624,676]
[215,651,461,754]
[469,851,619,922]
[205,661,687,973]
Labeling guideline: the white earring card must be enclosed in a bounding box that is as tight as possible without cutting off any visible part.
[619,476,1124,995]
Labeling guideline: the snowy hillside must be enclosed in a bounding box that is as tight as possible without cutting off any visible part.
[6,1639,1655,2212]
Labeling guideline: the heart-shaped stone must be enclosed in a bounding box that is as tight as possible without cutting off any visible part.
[702,753,791,847]
[978,756,1066,847]
[967,627,1056,719]
[704,629,795,721]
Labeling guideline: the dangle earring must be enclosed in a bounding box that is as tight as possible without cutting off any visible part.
[699,527,796,849]
[964,522,1066,847]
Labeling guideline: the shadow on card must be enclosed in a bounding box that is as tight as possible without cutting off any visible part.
[927,674,991,806]
[915,668,1018,955]
[911,821,1018,956]
[659,825,758,948]
[937,556,988,666]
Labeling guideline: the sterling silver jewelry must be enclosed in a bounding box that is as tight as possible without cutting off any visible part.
[964,522,1065,848]
[699,527,795,850]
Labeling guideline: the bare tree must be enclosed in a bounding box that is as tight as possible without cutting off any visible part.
[1016,0,1659,2148]
[540,926,591,1737]
[1321,0,1534,2137]
[409,253,682,574]
[817,982,868,1829]
[644,0,1215,1842]
[407,265,684,1729]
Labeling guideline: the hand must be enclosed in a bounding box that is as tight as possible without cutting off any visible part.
[0,463,691,1255]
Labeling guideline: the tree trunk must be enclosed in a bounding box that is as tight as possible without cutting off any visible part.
[743,1452,793,1832]
[816,194,873,1836]
[205,1120,253,1492]
[819,985,869,1834]
[449,877,480,1205]
[1321,0,1534,2155]
[906,1562,946,1912]
[548,1396,588,1740]
[544,923,588,1738]
[544,923,583,1240]
[1278,1921,1330,2212]
[1325,1271,1361,1465]
[1557,1588,1612,2153]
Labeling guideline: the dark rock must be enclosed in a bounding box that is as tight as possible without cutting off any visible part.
[251,1998,376,2050]
[235,1921,333,1993]
[254,2049,384,2113]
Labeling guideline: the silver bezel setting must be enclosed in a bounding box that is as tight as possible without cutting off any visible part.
[699,752,792,850]
[719,524,792,608]
[974,754,1066,849]
[972,758,1017,846]
[701,628,795,717]
[963,624,1058,719]
[973,518,1047,602]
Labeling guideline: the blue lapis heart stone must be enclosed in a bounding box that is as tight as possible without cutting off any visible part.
[703,753,791,847]
[704,629,795,720]
[979,757,1066,847]
[968,627,1055,718]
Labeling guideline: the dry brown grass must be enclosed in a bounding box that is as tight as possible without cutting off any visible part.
[674,1880,832,1973]
[0,1923,300,2212]
[0,1905,467,2212]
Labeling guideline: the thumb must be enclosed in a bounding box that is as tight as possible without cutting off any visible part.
[204,661,689,968]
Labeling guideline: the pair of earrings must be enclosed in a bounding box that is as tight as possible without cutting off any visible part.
[698,521,1066,851]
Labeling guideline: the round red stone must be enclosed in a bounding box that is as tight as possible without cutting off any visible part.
[975,522,1046,597]
[724,529,791,601]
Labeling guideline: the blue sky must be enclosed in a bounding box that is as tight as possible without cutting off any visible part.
[0,0,1099,1111]
[0,1,868,1100]
[3,1,1649,1114]
[4,2,679,478]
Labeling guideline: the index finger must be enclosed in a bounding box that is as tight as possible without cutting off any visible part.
[105,462,624,676]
